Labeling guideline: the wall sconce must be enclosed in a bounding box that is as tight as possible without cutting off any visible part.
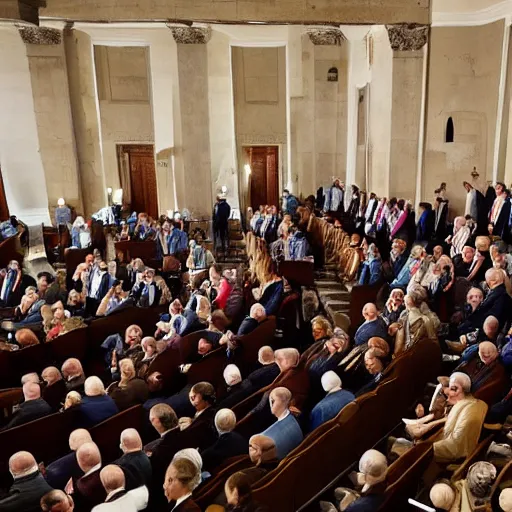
[221,185,228,194]
[328,67,338,82]
[244,164,252,176]
[107,187,113,206]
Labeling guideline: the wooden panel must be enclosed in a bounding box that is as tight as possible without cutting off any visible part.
[266,146,278,207]
[247,146,279,211]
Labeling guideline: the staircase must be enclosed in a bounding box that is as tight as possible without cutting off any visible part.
[216,219,247,264]
[314,264,351,332]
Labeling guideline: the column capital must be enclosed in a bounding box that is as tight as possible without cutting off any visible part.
[307,27,345,46]
[170,26,211,44]
[17,25,62,44]
[386,24,428,51]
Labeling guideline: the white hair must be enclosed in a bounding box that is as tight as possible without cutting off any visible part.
[223,364,242,386]
[450,372,471,394]
[214,408,236,434]
[321,371,342,393]
[84,376,105,397]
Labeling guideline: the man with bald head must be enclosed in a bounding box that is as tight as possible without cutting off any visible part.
[91,465,148,511]
[42,366,67,411]
[74,442,106,511]
[45,429,92,490]
[260,387,303,460]
[41,490,75,511]
[354,303,388,346]
[200,408,248,472]
[114,429,152,491]
[0,450,53,511]
[5,381,52,429]
[61,358,86,393]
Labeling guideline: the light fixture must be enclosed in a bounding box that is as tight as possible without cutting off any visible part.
[221,185,228,194]
[106,187,113,206]
[244,164,252,175]
[107,187,113,194]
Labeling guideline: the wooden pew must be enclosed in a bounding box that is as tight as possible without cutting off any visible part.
[490,458,512,511]
[278,261,315,288]
[0,387,23,421]
[0,233,23,268]
[115,241,157,265]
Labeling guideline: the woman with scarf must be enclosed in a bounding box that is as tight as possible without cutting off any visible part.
[358,243,382,286]
[447,216,471,258]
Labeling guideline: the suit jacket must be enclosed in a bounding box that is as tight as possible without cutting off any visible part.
[170,496,201,512]
[45,451,83,490]
[115,451,152,490]
[75,469,107,512]
[237,317,259,336]
[66,374,86,394]
[201,431,249,473]
[433,395,488,463]
[78,394,119,428]
[261,413,303,460]
[5,398,53,429]
[109,379,149,411]
[43,379,68,411]
[0,470,52,512]
[309,389,355,431]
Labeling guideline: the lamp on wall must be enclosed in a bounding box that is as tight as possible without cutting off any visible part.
[244,164,251,176]
[107,187,113,206]
[221,185,228,194]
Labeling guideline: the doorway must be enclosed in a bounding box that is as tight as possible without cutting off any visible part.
[245,146,279,211]
[0,166,9,221]
[117,144,158,219]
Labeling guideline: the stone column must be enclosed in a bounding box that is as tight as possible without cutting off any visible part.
[387,24,429,204]
[64,27,107,216]
[171,27,213,219]
[0,25,51,225]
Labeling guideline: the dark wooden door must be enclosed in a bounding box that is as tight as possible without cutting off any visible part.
[119,145,158,219]
[0,166,9,221]
[247,146,279,211]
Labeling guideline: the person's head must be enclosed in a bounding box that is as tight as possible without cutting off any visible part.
[214,408,237,435]
[321,371,342,393]
[368,337,390,358]
[120,428,142,454]
[496,182,506,194]
[476,236,491,253]
[51,301,65,321]
[485,268,504,289]
[170,299,183,316]
[274,348,300,372]
[225,471,254,507]
[389,289,405,306]
[23,381,41,401]
[196,295,211,321]
[67,290,82,307]
[76,442,101,473]
[37,272,53,295]
[40,490,75,512]
[250,303,267,322]
[311,316,333,341]
[269,387,292,418]
[150,403,178,434]
[478,341,499,365]
[42,366,62,386]
[61,358,84,381]
[24,285,37,298]
[223,364,242,387]
[209,264,222,286]
[358,449,388,492]
[21,372,39,385]
[141,336,157,358]
[282,189,290,198]
[64,391,82,409]
[210,310,229,332]
[144,268,155,283]
[84,376,105,397]
[119,358,136,382]
[483,315,499,339]
[124,324,142,347]
[364,349,384,375]
[248,435,277,465]
[164,458,199,502]
[466,287,484,310]
[258,346,274,365]
[500,488,512,512]
[16,328,39,347]
[391,238,407,254]
[197,338,213,356]
[9,451,38,479]
[189,382,216,411]
[446,372,471,405]
[99,465,125,494]
[362,303,378,322]
[433,245,443,261]
[69,429,92,451]
[161,220,171,232]
[462,245,476,263]
[411,245,426,260]
[463,181,473,193]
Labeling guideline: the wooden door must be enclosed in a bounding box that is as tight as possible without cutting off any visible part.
[0,166,9,221]
[247,146,279,211]
[118,145,158,219]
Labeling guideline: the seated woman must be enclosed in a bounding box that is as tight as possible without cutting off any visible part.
[303,315,334,356]
[381,288,405,326]
[66,290,86,317]
[358,243,382,286]
[44,301,67,341]
[107,358,149,411]
[136,336,158,378]
[155,298,186,340]
[467,236,493,284]
[224,471,269,512]
[101,324,143,376]
[309,371,355,431]
[213,269,236,311]
[353,348,388,397]
[181,295,210,336]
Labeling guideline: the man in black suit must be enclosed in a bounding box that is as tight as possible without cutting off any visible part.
[5,381,52,429]
[41,366,68,411]
[115,428,152,490]
[61,358,86,394]
[45,429,91,490]
[74,442,105,512]
[201,408,248,473]
[0,451,53,512]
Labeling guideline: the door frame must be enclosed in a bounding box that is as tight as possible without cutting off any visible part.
[239,143,283,214]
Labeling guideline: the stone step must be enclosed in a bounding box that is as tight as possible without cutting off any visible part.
[323,299,351,309]
[314,271,338,280]
[318,291,350,302]
[315,280,341,288]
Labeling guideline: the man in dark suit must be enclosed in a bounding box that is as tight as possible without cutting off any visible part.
[237,303,267,336]
[5,381,53,429]
[130,268,162,308]
[77,377,119,428]
[0,451,53,512]
[115,428,152,490]
[146,403,180,454]
[61,358,86,394]
[200,408,248,473]
[42,366,68,411]
[74,442,105,512]
[45,429,92,490]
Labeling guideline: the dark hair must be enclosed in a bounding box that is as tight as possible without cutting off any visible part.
[226,471,254,505]
[191,382,216,405]
[419,202,431,210]
[37,272,54,284]
[111,279,122,288]
[40,490,72,511]
[496,181,506,189]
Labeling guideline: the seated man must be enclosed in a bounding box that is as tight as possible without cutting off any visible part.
[41,490,75,512]
[452,245,476,278]
[309,371,355,431]
[45,429,92,490]
[354,349,387,397]
[200,409,248,473]
[237,303,267,336]
[61,358,86,393]
[433,372,488,464]
[146,403,179,454]
[74,442,106,511]
[41,366,67,411]
[130,268,162,308]
[77,377,119,428]
[115,429,152,491]
[260,387,303,460]
[5,381,52,429]
[354,303,388,346]
[0,451,52,512]
[448,315,501,357]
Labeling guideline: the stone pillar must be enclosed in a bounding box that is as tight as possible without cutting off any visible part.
[0,25,51,225]
[64,28,107,216]
[387,24,428,204]
[171,27,213,219]
[22,25,83,219]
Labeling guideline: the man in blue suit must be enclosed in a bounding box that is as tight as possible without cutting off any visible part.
[261,387,303,460]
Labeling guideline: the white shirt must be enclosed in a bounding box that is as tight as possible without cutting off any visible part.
[92,486,148,512]
[89,270,105,298]
[84,463,101,477]
[171,493,192,511]
[277,410,290,422]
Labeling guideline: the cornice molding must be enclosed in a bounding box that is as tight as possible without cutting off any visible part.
[307,27,345,45]
[170,26,211,44]
[386,24,428,51]
[433,0,512,27]
[17,24,61,44]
